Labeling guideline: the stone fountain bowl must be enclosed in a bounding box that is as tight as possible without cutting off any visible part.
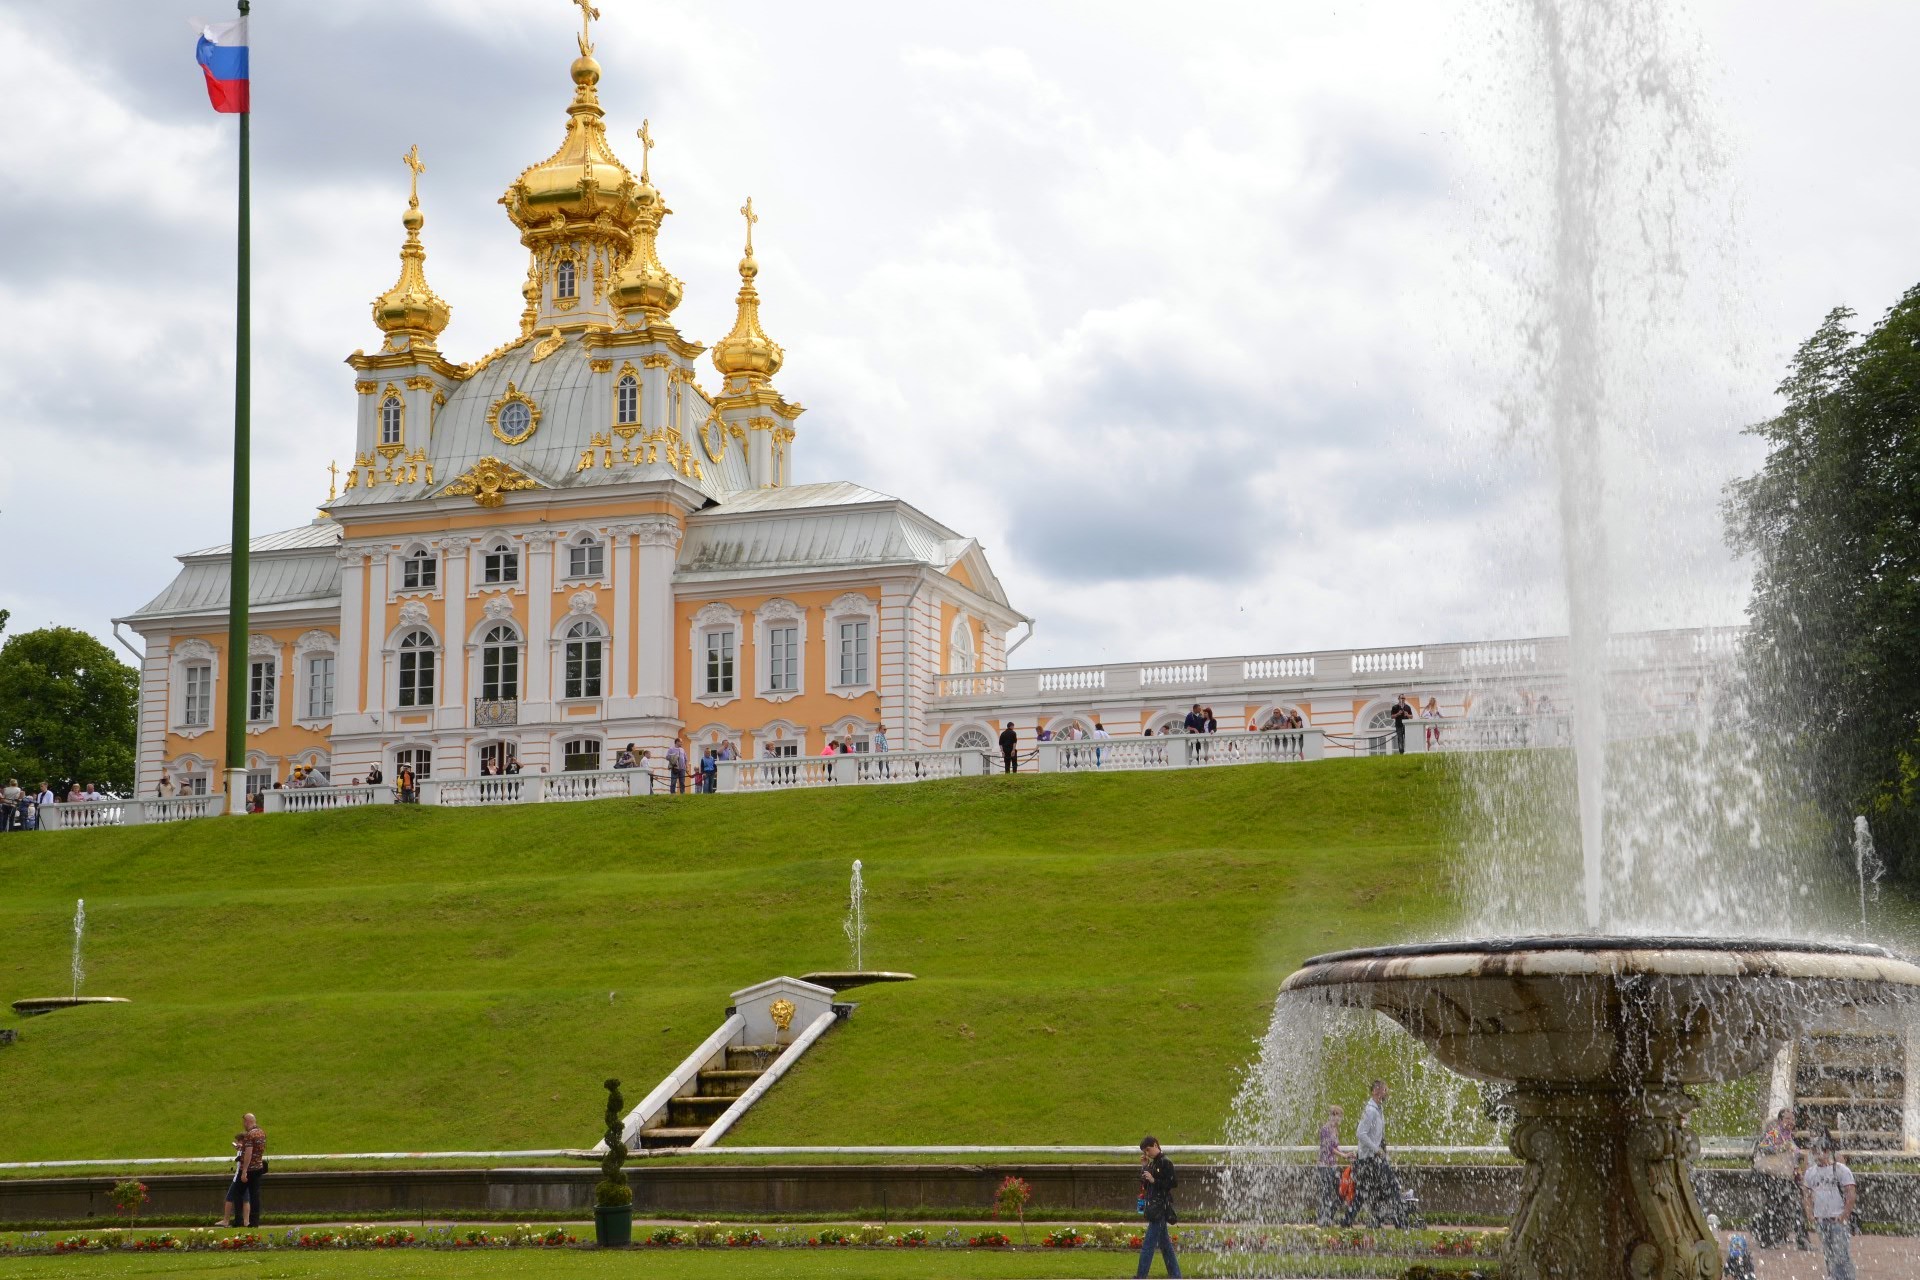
[1280,935,1920,1087]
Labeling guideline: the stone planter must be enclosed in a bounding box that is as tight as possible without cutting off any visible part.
[593,1203,632,1247]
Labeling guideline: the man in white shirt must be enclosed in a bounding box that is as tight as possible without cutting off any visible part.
[1802,1140,1857,1280]
[1344,1079,1407,1227]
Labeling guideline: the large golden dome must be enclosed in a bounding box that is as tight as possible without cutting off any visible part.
[498,54,643,246]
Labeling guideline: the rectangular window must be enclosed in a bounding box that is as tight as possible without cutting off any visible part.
[567,540,604,579]
[246,769,273,796]
[481,644,520,702]
[563,738,601,771]
[248,660,276,724]
[482,545,520,584]
[402,554,437,591]
[767,626,798,693]
[565,639,603,699]
[306,655,336,719]
[394,747,433,780]
[398,649,435,707]
[182,663,212,727]
[182,773,209,796]
[764,741,798,759]
[704,631,735,696]
[837,620,869,686]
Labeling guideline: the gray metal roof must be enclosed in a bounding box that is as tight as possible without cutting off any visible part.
[677,487,978,583]
[329,332,749,509]
[125,522,343,623]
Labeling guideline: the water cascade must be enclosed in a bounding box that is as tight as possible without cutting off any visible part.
[1854,816,1883,928]
[843,860,866,972]
[70,899,85,1000]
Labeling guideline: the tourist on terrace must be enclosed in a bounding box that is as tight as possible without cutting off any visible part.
[396,765,418,804]
[66,782,83,802]
[0,779,19,831]
[1316,1104,1348,1226]
[504,753,522,776]
[156,773,175,798]
[1202,706,1217,733]
[366,763,383,786]
[1183,704,1204,733]
[667,737,688,793]
[1135,1136,1181,1278]
[613,744,635,769]
[1092,719,1109,767]
[699,747,718,793]
[219,1112,267,1228]
[1802,1135,1856,1280]
[1389,694,1414,754]
[1344,1079,1408,1228]
[1422,697,1443,748]
[998,721,1019,773]
[1036,722,1052,742]
[1752,1106,1806,1250]
[872,724,890,779]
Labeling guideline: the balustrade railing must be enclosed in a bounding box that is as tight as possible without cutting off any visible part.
[473,698,519,727]
[718,748,995,793]
[1044,728,1323,773]
[262,784,394,814]
[41,793,227,830]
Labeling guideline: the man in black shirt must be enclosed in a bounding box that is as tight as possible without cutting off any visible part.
[1389,694,1414,754]
[997,722,1019,773]
[1136,1135,1181,1277]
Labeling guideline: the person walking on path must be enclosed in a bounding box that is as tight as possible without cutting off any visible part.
[1803,1136,1857,1280]
[1316,1104,1348,1227]
[1135,1135,1181,1278]
[1752,1107,1806,1250]
[1344,1080,1407,1227]
[998,721,1019,773]
[219,1112,267,1228]
[1389,694,1414,754]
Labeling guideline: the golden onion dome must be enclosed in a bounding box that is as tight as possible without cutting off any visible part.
[498,54,643,245]
[372,146,451,347]
[712,198,784,382]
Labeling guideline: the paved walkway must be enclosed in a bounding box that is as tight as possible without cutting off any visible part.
[1726,1231,1916,1277]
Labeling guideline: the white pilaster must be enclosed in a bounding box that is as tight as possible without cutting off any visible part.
[136,640,169,796]
[608,525,635,701]
[525,530,559,708]
[437,537,470,718]
[365,553,389,721]
[337,549,366,716]
[632,515,683,720]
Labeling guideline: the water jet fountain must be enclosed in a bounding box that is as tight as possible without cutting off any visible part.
[799,860,916,994]
[12,899,131,1017]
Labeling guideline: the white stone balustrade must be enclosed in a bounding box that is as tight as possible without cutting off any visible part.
[424,767,654,807]
[263,784,395,814]
[40,793,228,830]
[717,747,995,793]
[1042,727,1325,773]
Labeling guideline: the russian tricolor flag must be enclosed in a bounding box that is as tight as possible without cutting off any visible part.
[195,17,249,114]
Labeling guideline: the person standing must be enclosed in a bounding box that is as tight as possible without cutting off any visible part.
[1092,718,1110,767]
[219,1112,267,1227]
[667,737,688,794]
[1183,704,1204,734]
[1316,1105,1347,1227]
[1344,1080,1406,1227]
[1389,695,1415,754]
[699,747,718,794]
[396,765,417,805]
[998,721,1019,773]
[1135,1136,1181,1278]
[1751,1107,1805,1250]
[872,723,890,779]
[1802,1137,1856,1280]
[1421,697,1444,749]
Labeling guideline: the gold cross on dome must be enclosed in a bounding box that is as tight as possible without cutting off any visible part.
[402,144,425,207]
[327,460,339,501]
[570,0,600,54]
[636,119,654,183]
[740,196,757,255]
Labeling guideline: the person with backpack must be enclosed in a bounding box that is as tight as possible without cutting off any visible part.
[1135,1135,1180,1278]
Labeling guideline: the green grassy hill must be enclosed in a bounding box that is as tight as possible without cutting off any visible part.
[0,761,1460,1162]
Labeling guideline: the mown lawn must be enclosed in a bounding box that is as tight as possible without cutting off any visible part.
[0,760,1459,1162]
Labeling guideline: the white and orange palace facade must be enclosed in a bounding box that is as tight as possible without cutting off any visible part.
[119,20,1733,798]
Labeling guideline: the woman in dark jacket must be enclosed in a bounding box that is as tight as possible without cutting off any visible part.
[1136,1135,1181,1278]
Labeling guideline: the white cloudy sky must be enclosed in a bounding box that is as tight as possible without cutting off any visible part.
[1,0,1914,668]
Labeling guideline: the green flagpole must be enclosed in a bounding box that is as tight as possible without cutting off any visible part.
[223,0,252,809]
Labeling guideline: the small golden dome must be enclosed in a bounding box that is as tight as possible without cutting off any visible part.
[372,146,451,348]
[712,197,784,382]
[609,122,684,321]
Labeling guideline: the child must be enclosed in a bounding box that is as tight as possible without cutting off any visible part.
[1724,1233,1756,1280]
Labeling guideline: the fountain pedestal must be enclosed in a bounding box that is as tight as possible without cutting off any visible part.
[1281,937,1920,1280]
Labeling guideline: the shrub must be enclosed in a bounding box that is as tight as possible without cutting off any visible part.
[726,1228,765,1247]
[852,1224,889,1245]
[890,1227,930,1247]
[647,1228,684,1247]
[968,1231,1012,1247]
[809,1229,853,1246]
[595,1078,634,1209]
[1042,1226,1085,1248]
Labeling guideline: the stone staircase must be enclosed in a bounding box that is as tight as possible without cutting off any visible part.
[1793,1026,1909,1151]
[636,1044,782,1150]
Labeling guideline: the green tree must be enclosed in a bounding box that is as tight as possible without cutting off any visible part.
[1726,289,1920,882]
[0,627,138,794]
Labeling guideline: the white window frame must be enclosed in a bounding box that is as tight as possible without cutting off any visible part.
[615,373,639,426]
[565,535,604,581]
[562,618,604,700]
[393,745,434,781]
[171,639,218,736]
[948,613,979,675]
[304,653,336,720]
[689,602,743,708]
[561,737,602,771]
[748,718,806,760]
[380,395,403,448]
[395,629,438,708]
[399,544,439,593]
[478,623,522,703]
[247,651,277,726]
[823,592,877,698]
[182,661,213,729]
[480,539,521,587]
[754,598,807,703]
[555,256,577,301]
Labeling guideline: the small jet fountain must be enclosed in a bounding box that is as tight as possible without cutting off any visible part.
[12,899,131,1017]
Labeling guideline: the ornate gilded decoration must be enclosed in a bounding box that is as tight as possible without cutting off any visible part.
[371,145,453,349]
[405,374,434,390]
[487,381,543,445]
[699,409,726,461]
[442,456,541,508]
[712,196,785,385]
[642,354,672,369]
[768,998,796,1035]
[376,383,407,459]
[608,118,684,323]
[529,327,566,363]
[588,358,613,373]
[355,380,378,395]
[611,359,643,439]
[327,461,339,502]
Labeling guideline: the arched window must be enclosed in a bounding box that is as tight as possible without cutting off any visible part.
[556,258,576,300]
[952,727,992,751]
[480,625,521,701]
[380,396,403,447]
[948,618,978,674]
[616,374,638,425]
[564,619,604,699]
[397,630,436,707]
[567,534,603,580]
[562,737,602,771]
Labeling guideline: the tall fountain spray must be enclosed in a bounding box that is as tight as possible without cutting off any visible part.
[843,860,866,972]
[1223,4,1920,1277]
[1854,816,1883,928]
[70,899,85,1000]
